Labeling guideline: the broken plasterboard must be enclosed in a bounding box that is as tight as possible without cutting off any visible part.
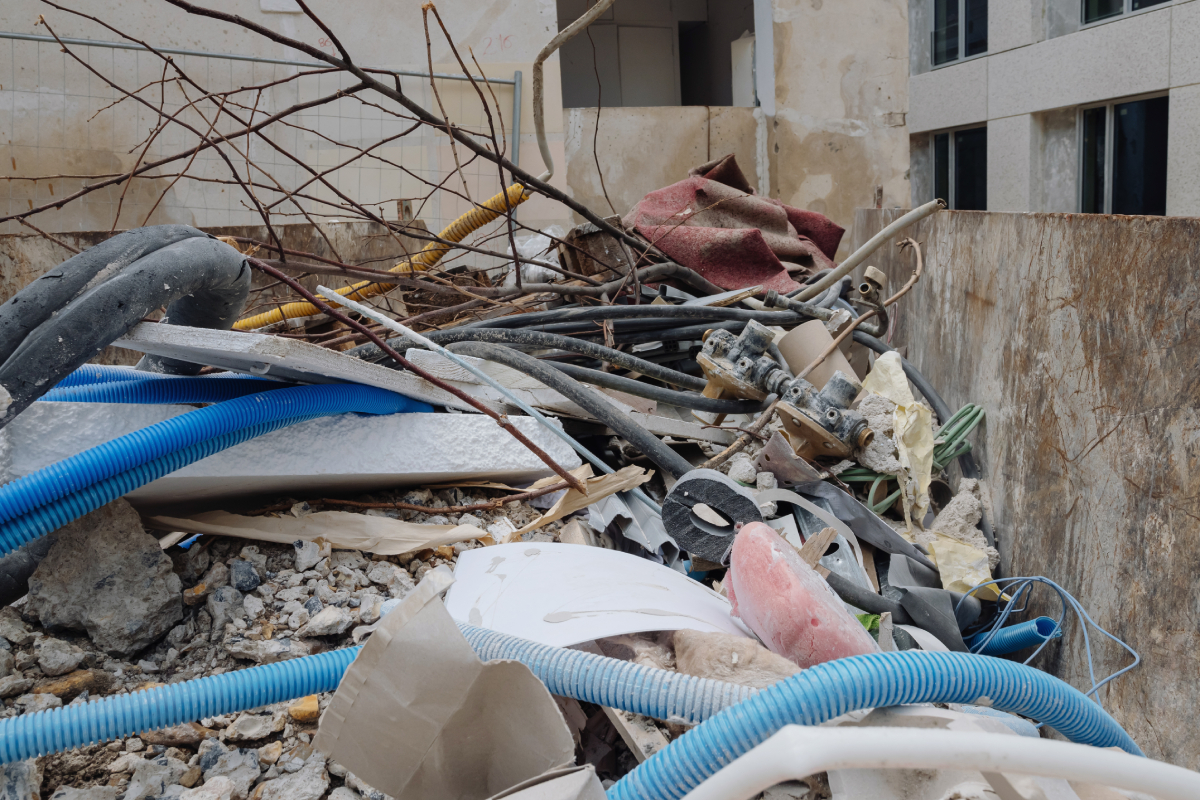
[444,543,751,646]
[2,401,580,509]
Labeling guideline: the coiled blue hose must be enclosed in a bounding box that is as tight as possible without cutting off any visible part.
[0,627,1139,767]
[0,384,431,556]
[968,616,1063,657]
[607,650,1143,800]
[40,377,281,404]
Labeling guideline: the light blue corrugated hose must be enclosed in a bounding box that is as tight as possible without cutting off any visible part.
[968,616,1063,657]
[0,626,1139,766]
[0,382,432,557]
[607,649,1143,800]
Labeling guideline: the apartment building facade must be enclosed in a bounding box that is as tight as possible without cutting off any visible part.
[907,0,1200,216]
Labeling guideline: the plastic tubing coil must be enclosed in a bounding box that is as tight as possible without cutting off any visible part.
[0,627,1138,766]
[969,617,1063,657]
[233,184,530,331]
[608,650,1143,800]
[0,384,431,552]
[40,377,282,405]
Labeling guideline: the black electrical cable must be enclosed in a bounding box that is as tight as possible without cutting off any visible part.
[446,341,695,479]
[459,304,816,330]
[0,232,250,428]
[545,362,767,414]
[354,328,707,391]
[853,330,995,548]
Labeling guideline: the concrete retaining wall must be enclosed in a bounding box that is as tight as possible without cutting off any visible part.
[853,208,1200,768]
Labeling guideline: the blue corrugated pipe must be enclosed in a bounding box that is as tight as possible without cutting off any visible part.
[607,649,1142,800]
[40,376,281,404]
[0,384,431,557]
[51,365,164,388]
[969,616,1063,657]
[0,627,1139,766]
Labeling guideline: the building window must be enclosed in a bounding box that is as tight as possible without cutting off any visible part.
[933,126,987,210]
[1079,96,1169,215]
[932,0,987,67]
[1083,0,1169,25]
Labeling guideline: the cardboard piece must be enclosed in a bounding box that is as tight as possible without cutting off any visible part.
[147,510,491,555]
[861,352,934,531]
[486,766,606,800]
[314,568,575,800]
[509,465,653,538]
[776,319,858,389]
[445,543,751,646]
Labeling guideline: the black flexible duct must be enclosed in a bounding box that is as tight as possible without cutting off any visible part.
[545,362,767,414]
[853,330,995,548]
[0,225,206,366]
[447,341,695,479]
[0,231,250,428]
[825,572,914,624]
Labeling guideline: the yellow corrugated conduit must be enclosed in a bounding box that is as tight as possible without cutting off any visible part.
[233,183,530,331]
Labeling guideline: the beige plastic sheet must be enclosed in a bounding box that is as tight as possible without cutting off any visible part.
[861,351,934,531]
[146,510,491,555]
[313,568,575,800]
[927,536,1001,601]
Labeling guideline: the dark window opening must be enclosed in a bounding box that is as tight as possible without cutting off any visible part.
[1080,96,1169,215]
[934,132,950,204]
[954,127,987,211]
[1086,0,1169,25]
[964,0,988,57]
[931,126,986,210]
[1112,96,1169,216]
[1081,107,1107,213]
[933,0,985,66]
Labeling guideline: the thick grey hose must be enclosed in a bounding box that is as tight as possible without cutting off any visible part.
[853,330,995,548]
[0,235,250,427]
[546,362,767,414]
[794,199,945,303]
[0,225,205,365]
[447,341,695,479]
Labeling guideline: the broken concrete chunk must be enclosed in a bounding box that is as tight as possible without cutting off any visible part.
[224,637,311,665]
[249,758,328,800]
[293,541,323,573]
[35,637,85,677]
[124,755,188,800]
[26,499,183,657]
[241,595,265,620]
[199,740,261,800]
[287,695,320,724]
[296,606,352,638]
[727,454,757,485]
[178,776,236,800]
[0,759,40,800]
[224,713,283,743]
[229,561,261,593]
[14,692,62,713]
[674,629,802,689]
[0,613,33,647]
[206,586,244,643]
[364,561,398,587]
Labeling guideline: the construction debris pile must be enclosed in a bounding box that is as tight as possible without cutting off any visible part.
[0,1,1189,799]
